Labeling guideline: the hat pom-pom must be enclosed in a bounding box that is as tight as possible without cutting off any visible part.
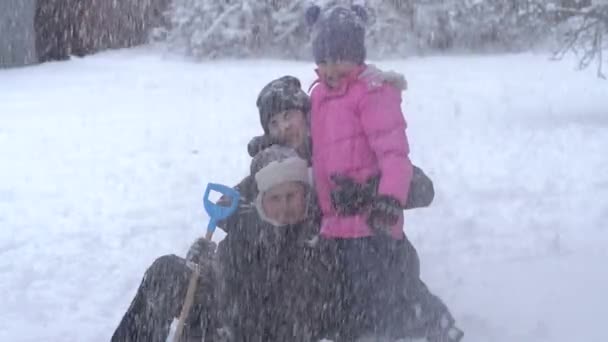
[305,5,321,26]
[351,4,368,23]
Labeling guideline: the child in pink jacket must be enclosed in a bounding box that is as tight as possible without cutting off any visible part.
[306,5,463,342]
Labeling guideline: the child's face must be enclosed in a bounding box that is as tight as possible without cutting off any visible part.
[316,60,359,88]
[268,109,308,150]
[261,181,307,226]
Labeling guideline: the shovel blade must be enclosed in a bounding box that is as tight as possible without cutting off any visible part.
[203,183,240,235]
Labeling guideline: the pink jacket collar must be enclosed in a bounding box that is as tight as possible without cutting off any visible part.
[310,64,367,98]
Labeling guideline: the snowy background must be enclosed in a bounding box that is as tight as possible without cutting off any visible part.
[1,47,607,341]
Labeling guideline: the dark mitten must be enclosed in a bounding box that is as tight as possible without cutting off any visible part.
[186,237,217,266]
[247,134,277,157]
[330,174,379,215]
[367,195,402,234]
[405,165,435,210]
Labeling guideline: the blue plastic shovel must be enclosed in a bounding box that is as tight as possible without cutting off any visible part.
[169,183,240,342]
[203,183,240,239]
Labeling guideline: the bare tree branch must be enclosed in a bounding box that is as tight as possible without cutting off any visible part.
[552,5,608,78]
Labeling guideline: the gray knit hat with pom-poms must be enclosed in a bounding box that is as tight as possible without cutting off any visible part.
[306,4,368,64]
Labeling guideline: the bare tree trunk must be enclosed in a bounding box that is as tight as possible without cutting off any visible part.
[34,0,171,63]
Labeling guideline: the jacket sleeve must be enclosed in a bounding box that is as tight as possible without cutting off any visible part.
[404,165,434,209]
[359,84,413,206]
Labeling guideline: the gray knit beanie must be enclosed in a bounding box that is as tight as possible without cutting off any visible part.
[306,5,368,64]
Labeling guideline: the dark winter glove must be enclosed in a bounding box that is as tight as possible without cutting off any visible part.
[186,237,217,266]
[367,195,402,234]
[330,174,379,215]
[331,166,434,215]
[247,134,278,157]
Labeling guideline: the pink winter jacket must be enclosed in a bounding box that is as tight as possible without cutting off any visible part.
[310,64,413,240]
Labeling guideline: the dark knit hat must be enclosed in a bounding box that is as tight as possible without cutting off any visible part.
[250,145,301,178]
[256,76,311,134]
[306,5,368,64]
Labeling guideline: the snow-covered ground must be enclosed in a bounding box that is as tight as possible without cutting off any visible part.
[0,48,607,342]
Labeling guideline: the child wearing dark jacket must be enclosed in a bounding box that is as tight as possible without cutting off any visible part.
[216,145,329,342]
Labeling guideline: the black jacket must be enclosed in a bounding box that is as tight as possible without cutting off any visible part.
[216,206,327,342]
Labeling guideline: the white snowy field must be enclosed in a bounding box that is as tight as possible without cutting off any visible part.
[0,48,607,342]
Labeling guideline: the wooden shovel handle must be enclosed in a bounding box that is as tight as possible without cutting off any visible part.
[172,268,199,342]
[172,231,213,342]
